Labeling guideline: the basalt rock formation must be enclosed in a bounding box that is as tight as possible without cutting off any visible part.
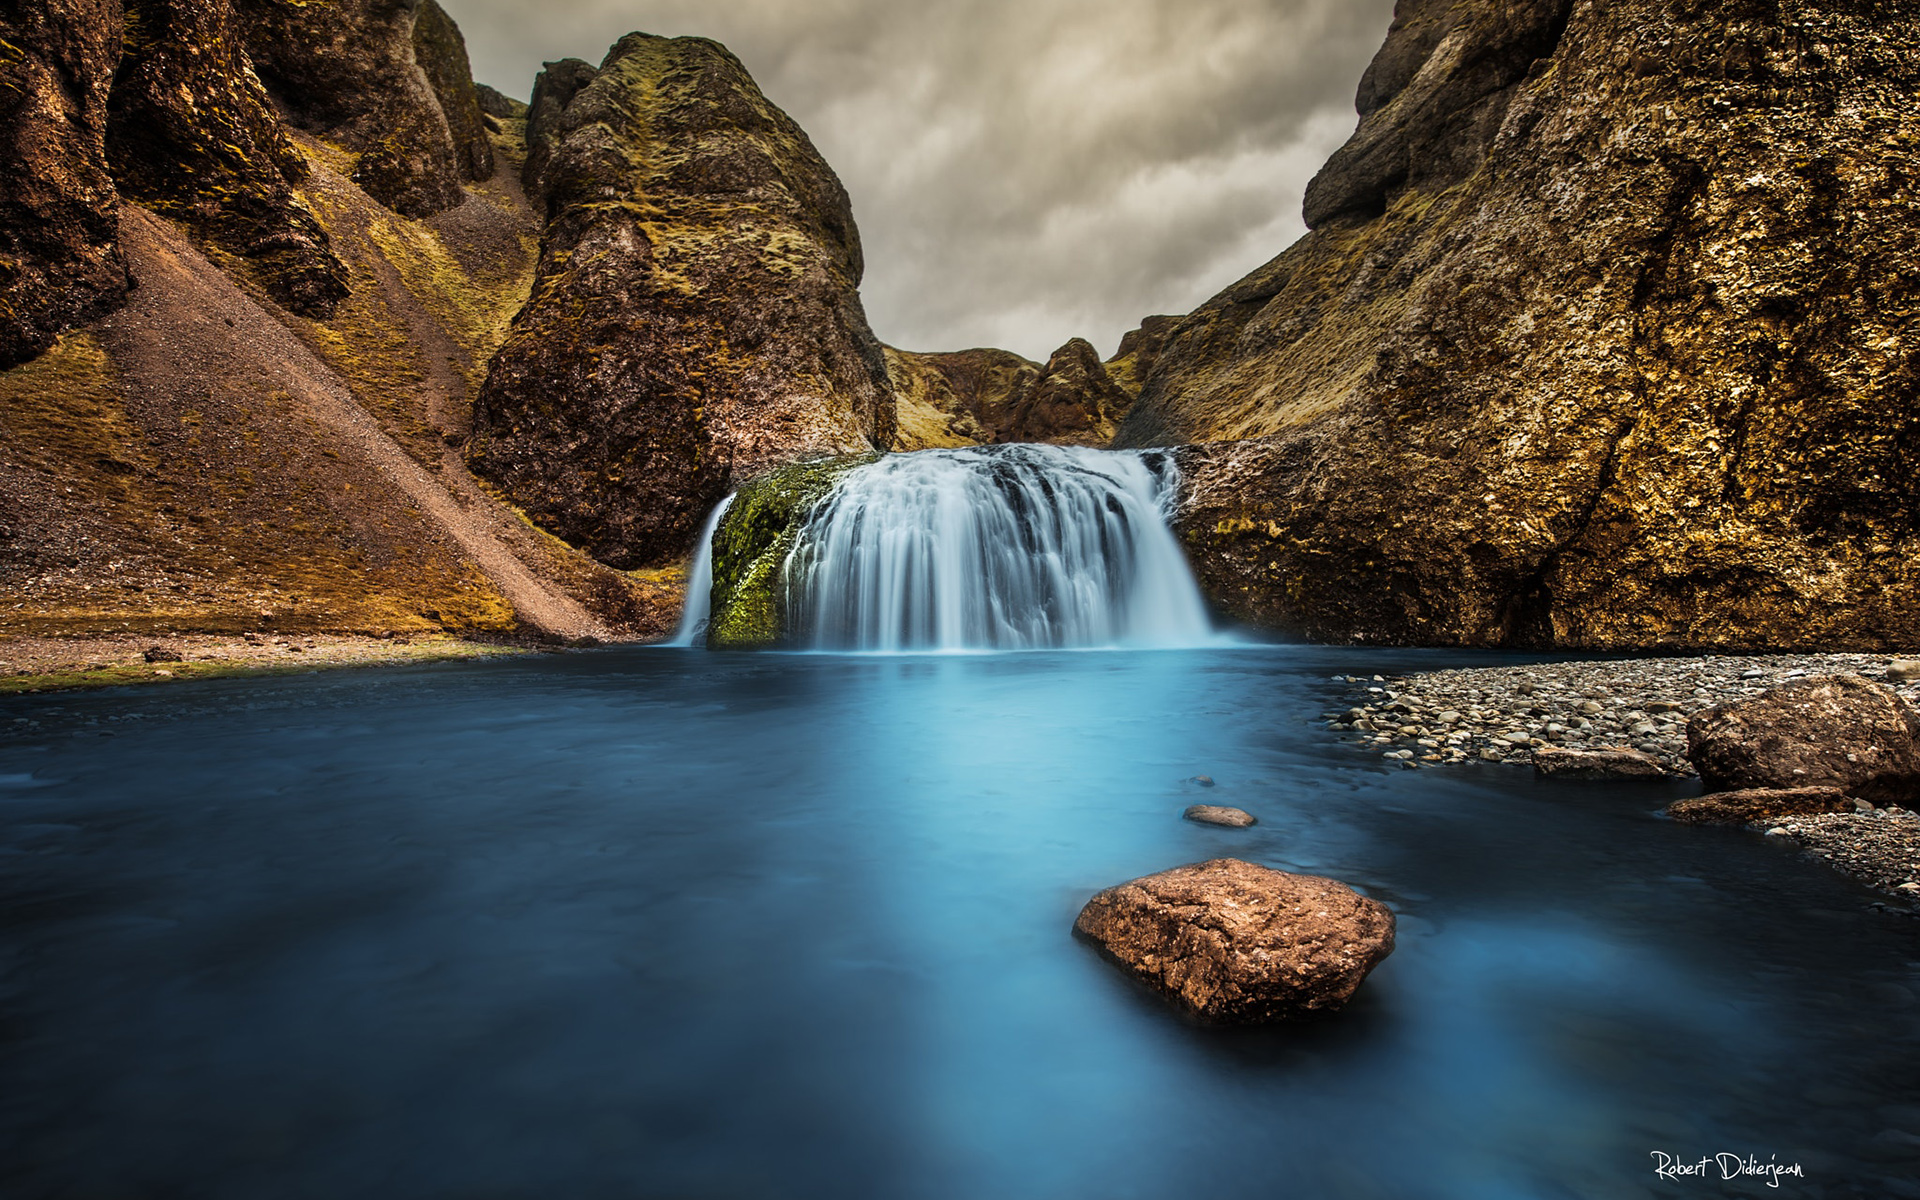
[106,0,349,315]
[469,34,896,569]
[0,0,131,367]
[234,0,477,216]
[474,83,527,121]
[1123,0,1920,650]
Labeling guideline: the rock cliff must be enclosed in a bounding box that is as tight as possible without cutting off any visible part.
[886,337,1141,451]
[1121,0,1920,650]
[0,0,131,367]
[468,34,895,569]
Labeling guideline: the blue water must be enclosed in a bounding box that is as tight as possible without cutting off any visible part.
[2,646,1917,1199]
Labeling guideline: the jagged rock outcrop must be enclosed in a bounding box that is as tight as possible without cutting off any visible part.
[410,0,494,184]
[106,0,349,315]
[469,34,896,568]
[519,57,597,207]
[0,0,131,367]
[234,0,471,216]
[1103,314,1179,396]
[474,83,527,121]
[1007,337,1133,446]
[1122,0,1920,650]
[886,338,1139,451]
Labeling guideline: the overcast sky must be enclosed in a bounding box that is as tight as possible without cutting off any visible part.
[439,0,1395,361]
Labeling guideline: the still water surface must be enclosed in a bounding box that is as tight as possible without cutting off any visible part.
[3,647,1918,1198]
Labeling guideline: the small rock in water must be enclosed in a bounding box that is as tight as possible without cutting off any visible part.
[1073,859,1394,1023]
[1184,805,1256,828]
[1890,660,1920,683]
[1189,775,1216,788]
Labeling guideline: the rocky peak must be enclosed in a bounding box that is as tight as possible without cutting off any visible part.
[1008,337,1133,446]
[1304,0,1573,227]
[521,58,598,206]
[469,33,895,568]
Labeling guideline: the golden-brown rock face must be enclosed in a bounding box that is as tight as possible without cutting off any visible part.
[469,34,896,568]
[1121,0,1920,650]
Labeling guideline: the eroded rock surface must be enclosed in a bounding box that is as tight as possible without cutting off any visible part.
[0,0,131,366]
[1686,676,1920,805]
[470,34,895,568]
[886,338,1139,451]
[410,0,494,185]
[106,0,348,315]
[1074,858,1394,1023]
[1126,0,1920,650]
[1532,746,1666,780]
[235,0,469,216]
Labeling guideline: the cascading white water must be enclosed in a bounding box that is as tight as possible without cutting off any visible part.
[664,494,735,646]
[783,444,1212,651]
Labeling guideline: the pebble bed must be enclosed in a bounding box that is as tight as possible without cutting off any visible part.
[1324,652,1920,774]
[1761,809,1920,898]
[1323,652,1920,898]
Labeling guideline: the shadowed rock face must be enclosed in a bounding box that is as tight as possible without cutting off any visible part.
[0,0,131,367]
[410,0,494,185]
[106,0,349,316]
[519,57,599,208]
[469,34,895,569]
[1008,337,1133,446]
[1122,0,1920,651]
[474,83,527,121]
[234,0,468,216]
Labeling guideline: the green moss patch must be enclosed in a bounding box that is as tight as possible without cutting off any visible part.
[707,454,875,648]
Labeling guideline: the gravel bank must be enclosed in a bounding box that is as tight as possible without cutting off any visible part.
[1324,653,1920,775]
[1323,652,1920,900]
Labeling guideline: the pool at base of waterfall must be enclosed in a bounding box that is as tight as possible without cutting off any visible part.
[3,645,1917,1198]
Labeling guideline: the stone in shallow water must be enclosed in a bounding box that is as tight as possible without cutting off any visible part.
[1667,787,1853,825]
[1533,745,1666,779]
[1073,858,1394,1023]
[1183,805,1255,828]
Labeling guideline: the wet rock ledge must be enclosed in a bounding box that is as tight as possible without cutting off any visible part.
[1326,654,1920,776]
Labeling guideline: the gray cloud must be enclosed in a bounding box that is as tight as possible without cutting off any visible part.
[438,0,1394,360]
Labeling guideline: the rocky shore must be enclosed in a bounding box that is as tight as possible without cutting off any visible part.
[1326,653,1920,902]
[1327,654,1920,775]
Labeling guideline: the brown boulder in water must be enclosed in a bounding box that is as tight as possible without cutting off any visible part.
[1686,676,1920,806]
[1074,858,1394,1023]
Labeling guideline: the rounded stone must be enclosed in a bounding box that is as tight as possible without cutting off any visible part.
[1073,859,1395,1023]
[1184,805,1256,828]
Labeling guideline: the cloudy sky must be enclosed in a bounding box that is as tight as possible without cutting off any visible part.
[440,0,1396,362]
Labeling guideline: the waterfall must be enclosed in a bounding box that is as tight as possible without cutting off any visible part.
[784,445,1212,651]
[665,494,735,647]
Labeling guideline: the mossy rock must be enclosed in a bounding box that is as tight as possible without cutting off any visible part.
[706,454,875,648]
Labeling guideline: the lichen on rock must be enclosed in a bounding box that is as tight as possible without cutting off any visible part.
[470,33,896,569]
[106,0,349,316]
